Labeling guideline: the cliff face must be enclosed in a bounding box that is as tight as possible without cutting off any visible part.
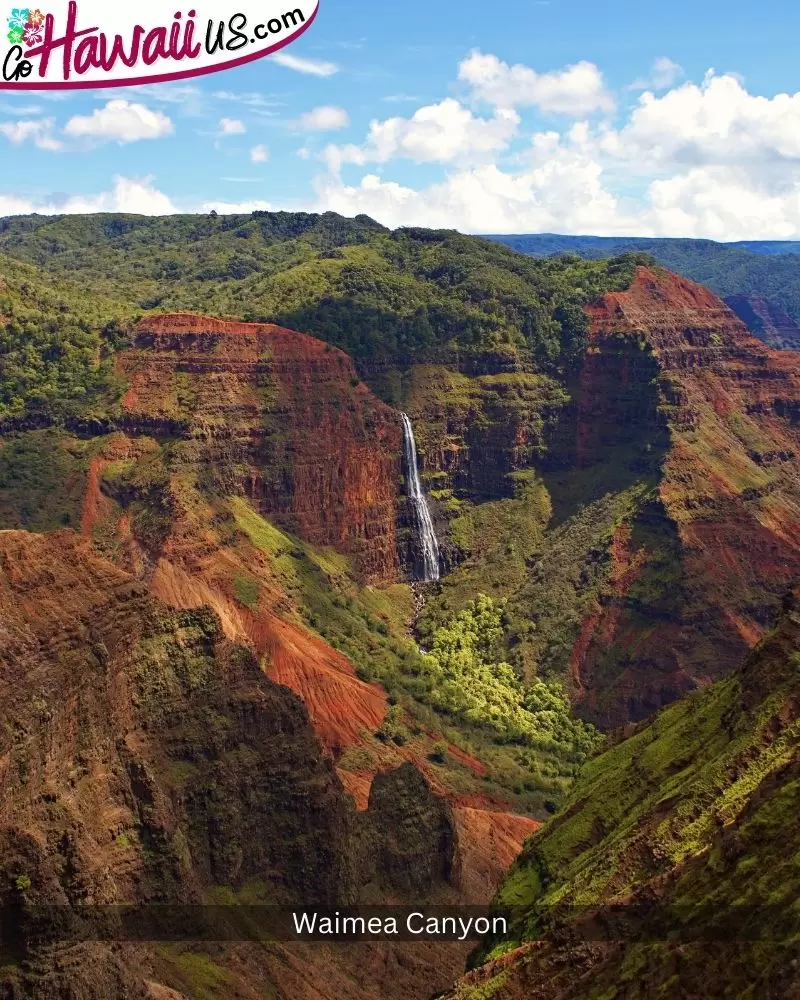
[119,314,402,584]
[402,269,800,728]
[0,530,531,1000]
[725,292,800,351]
[0,528,355,995]
[448,586,800,1000]
[566,268,800,725]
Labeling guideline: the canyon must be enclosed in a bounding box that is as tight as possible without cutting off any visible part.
[1,214,800,999]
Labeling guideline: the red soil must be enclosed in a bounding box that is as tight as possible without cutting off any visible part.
[570,267,800,723]
[452,807,540,904]
[121,313,403,584]
[245,608,388,752]
[80,456,113,537]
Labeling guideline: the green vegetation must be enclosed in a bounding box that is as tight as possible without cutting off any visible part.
[491,232,800,333]
[0,213,646,422]
[0,430,89,531]
[232,573,260,609]
[155,947,234,1000]
[0,211,655,813]
[0,253,132,420]
[230,498,597,809]
[418,595,598,756]
[469,599,800,997]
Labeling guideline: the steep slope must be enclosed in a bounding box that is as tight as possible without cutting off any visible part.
[489,232,800,348]
[0,530,533,1000]
[0,528,355,996]
[724,292,800,351]
[413,266,800,727]
[119,313,402,583]
[447,585,800,1000]
[4,218,800,736]
[565,268,800,724]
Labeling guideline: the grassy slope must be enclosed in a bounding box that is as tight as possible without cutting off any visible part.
[227,497,590,811]
[454,591,800,999]
[2,212,766,800]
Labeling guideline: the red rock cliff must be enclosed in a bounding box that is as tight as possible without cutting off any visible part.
[571,267,800,724]
[118,313,402,583]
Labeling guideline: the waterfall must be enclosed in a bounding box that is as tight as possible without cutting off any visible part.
[400,412,441,583]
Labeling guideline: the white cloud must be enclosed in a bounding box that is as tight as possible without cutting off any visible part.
[0,103,42,115]
[250,144,269,163]
[271,52,338,76]
[645,166,800,239]
[214,91,282,116]
[0,117,62,151]
[114,84,206,116]
[0,175,178,216]
[629,57,684,92]
[64,100,173,144]
[604,72,800,168]
[11,52,800,241]
[199,198,273,213]
[291,105,350,132]
[305,59,800,239]
[218,117,247,136]
[214,90,282,109]
[310,142,627,235]
[323,99,519,171]
[458,50,614,115]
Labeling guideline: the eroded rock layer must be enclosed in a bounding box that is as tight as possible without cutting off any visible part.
[571,267,800,724]
[120,314,402,583]
[0,529,534,1000]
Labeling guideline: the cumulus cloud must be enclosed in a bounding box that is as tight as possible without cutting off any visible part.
[0,175,178,216]
[250,144,269,163]
[271,52,338,76]
[291,106,350,132]
[323,99,519,171]
[64,100,173,143]
[645,166,800,239]
[306,57,800,239]
[604,71,800,167]
[0,117,62,151]
[310,141,629,235]
[11,52,800,240]
[458,50,614,115]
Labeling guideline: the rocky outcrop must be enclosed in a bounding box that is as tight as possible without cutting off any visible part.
[570,267,800,725]
[0,529,535,1000]
[119,314,403,583]
[359,763,456,896]
[0,528,357,994]
[397,359,570,504]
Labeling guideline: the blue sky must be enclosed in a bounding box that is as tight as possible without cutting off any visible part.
[3,0,800,237]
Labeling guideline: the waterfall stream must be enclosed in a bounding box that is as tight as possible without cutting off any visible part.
[400,412,441,583]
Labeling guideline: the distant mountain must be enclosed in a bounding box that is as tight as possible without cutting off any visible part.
[488,233,800,349]
[729,239,800,255]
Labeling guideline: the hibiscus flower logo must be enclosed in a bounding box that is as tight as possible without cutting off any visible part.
[23,18,42,45]
[7,7,29,43]
[6,8,47,46]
